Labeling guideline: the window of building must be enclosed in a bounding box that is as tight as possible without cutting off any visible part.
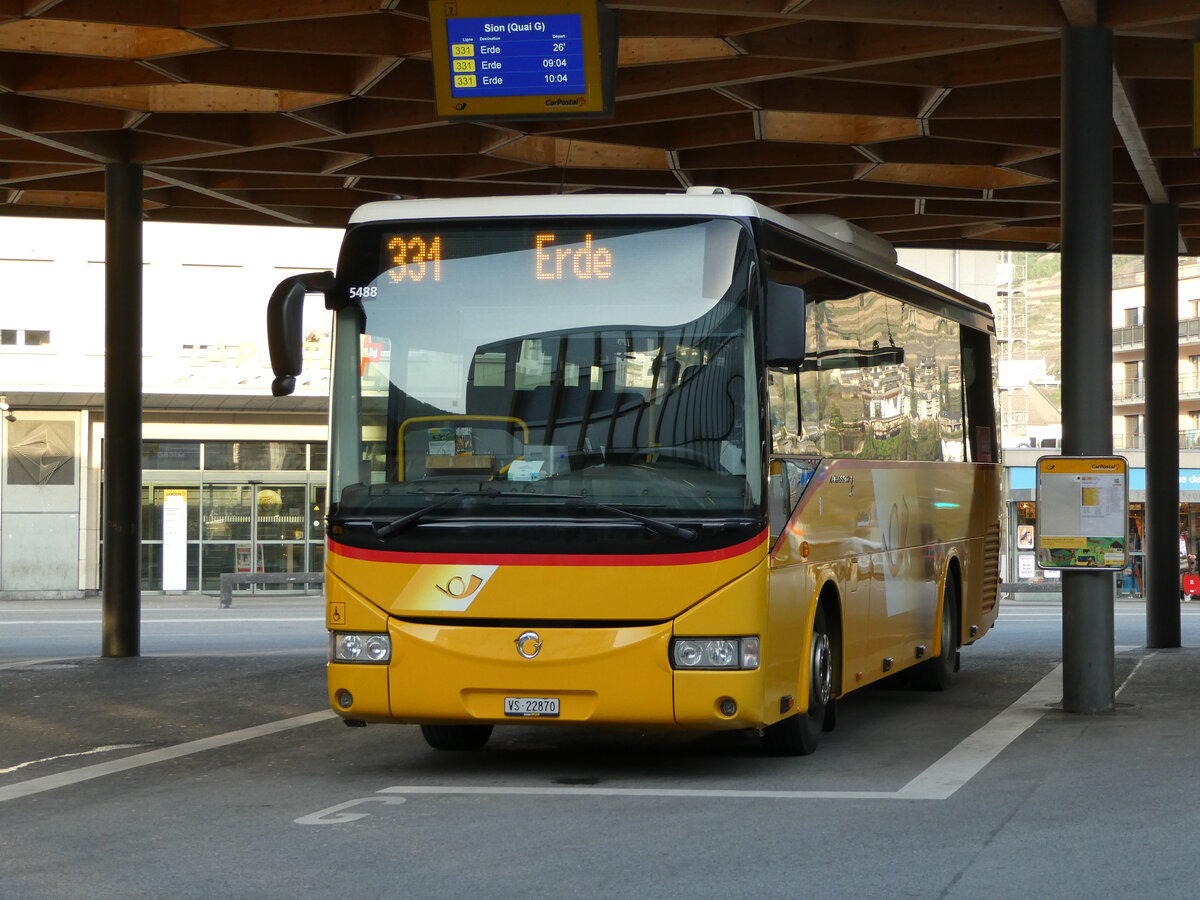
[1124,307,1144,327]
[0,328,51,346]
[142,441,202,470]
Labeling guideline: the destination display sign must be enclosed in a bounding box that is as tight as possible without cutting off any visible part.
[428,0,616,120]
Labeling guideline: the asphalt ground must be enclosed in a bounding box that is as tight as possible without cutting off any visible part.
[2,595,1199,899]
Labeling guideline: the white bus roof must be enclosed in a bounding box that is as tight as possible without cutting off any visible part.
[348,188,991,319]
[349,188,896,264]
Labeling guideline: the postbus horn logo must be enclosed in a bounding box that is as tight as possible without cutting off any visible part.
[435,574,484,600]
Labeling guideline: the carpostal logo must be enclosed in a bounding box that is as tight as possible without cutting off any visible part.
[545,97,584,107]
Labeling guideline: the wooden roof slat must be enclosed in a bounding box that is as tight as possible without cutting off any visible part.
[790,0,1067,30]
[203,13,429,57]
[178,0,384,29]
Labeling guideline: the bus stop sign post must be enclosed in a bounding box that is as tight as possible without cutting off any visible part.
[1034,456,1128,713]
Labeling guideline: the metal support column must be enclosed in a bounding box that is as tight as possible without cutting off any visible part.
[1059,27,1114,712]
[1144,202,1182,648]
[101,163,143,657]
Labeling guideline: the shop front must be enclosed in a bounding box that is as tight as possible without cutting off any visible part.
[130,438,327,593]
[1006,455,1200,599]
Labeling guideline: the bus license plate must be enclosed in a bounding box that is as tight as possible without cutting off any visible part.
[504,697,559,717]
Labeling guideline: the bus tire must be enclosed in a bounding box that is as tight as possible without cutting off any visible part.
[420,724,493,751]
[914,576,959,691]
[762,605,835,756]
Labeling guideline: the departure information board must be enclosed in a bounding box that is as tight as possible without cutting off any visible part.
[429,0,616,120]
[446,14,586,98]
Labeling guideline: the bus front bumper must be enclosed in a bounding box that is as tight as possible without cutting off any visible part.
[327,619,769,730]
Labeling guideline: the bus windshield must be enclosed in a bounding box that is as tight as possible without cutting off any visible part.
[328,216,762,542]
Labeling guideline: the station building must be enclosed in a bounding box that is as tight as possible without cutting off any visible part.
[0,217,339,596]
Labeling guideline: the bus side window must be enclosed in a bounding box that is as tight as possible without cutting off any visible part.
[769,458,818,542]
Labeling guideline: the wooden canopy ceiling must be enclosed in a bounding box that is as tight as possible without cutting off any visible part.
[0,0,1197,253]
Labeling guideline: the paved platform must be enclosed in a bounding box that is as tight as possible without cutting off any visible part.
[2,596,1200,898]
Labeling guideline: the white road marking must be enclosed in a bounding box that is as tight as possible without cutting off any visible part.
[0,710,335,804]
[1,654,1151,808]
[0,744,143,775]
[896,663,1062,799]
[0,658,85,671]
[379,784,903,801]
[1116,651,1156,697]
[295,796,407,825]
[380,663,1070,804]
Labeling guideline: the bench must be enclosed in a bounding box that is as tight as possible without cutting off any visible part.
[218,571,324,608]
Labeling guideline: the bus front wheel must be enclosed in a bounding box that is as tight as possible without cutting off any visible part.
[762,606,836,756]
[420,723,493,751]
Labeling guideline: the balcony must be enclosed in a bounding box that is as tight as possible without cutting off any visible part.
[1112,262,1200,291]
[1114,431,1200,452]
[1112,317,1200,352]
[1113,378,1144,404]
[1112,374,1200,407]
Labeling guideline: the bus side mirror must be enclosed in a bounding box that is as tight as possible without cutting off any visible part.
[765,282,806,367]
[267,271,335,397]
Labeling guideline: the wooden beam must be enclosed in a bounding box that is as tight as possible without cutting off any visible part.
[619,37,738,66]
[37,0,180,27]
[787,0,1066,30]
[0,94,117,161]
[15,55,175,91]
[729,22,853,61]
[0,18,216,58]
[928,117,1060,149]
[178,0,384,28]
[203,13,429,56]
[30,83,343,112]
[762,110,920,144]
[166,49,361,95]
[933,78,1061,118]
[681,140,859,168]
[145,167,314,222]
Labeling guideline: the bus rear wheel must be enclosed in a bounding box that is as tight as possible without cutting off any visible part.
[420,724,493,751]
[762,606,835,756]
[914,577,959,691]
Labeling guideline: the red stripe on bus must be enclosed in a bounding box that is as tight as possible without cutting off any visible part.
[328,530,768,567]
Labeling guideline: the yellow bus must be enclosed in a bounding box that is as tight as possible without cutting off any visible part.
[267,188,1000,755]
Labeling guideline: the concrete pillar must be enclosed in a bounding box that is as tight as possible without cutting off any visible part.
[101,163,143,658]
[1059,27,1114,713]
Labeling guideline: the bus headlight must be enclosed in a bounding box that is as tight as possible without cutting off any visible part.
[671,636,760,670]
[330,632,391,664]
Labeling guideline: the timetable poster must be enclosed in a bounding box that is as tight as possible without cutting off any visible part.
[1035,456,1129,570]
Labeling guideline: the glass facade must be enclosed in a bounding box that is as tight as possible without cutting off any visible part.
[115,440,327,593]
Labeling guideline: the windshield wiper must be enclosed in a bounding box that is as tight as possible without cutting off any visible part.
[373,489,494,539]
[371,488,697,542]
[561,496,698,541]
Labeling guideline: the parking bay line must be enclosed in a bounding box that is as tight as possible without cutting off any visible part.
[380,663,1067,804]
[0,710,336,804]
[1,663,1070,806]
